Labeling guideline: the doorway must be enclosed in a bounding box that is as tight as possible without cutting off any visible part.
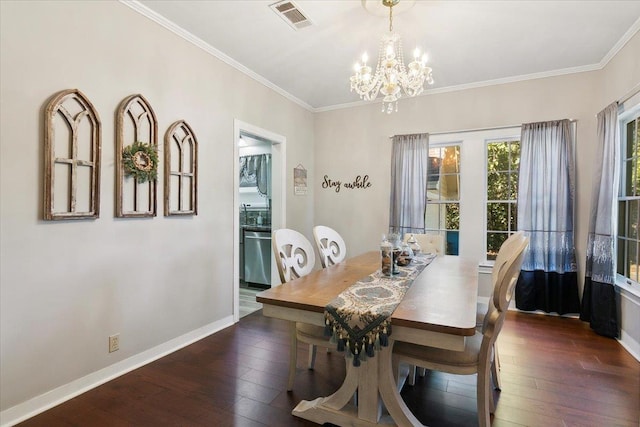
[233,120,286,322]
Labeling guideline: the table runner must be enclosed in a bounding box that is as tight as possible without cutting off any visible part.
[324,254,436,366]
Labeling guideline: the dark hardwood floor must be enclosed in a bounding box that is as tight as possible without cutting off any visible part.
[18,311,640,426]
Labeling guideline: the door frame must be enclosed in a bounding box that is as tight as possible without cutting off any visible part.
[233,119,286,322]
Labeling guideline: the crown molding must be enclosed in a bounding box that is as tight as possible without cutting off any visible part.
[315,63,602,113]
[120,0,314,112]
[599,15,640,67]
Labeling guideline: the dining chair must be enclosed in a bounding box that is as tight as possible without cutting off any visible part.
[313,225,347,268]
[403,233,445,256]
[393,235,529,427]
[409,232,527,388]
[476,230,526,391]
[272,228,336,391]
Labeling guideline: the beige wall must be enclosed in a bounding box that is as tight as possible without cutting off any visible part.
[0,0,314,413]
[600,31,640,107]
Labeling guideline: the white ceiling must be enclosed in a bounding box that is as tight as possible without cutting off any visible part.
[136,0,640,111]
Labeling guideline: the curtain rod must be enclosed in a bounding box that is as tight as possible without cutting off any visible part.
[389,120,577,138]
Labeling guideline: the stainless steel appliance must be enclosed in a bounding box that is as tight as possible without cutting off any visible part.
[243,230,271,287]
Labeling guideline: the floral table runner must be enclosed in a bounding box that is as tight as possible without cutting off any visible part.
[324,254,436,366]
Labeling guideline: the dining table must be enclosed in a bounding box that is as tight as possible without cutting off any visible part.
[256,251,478,426]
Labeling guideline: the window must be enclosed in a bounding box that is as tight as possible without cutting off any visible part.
[486,139,520,260]
[617,111,640,283]
[425,145,460,255]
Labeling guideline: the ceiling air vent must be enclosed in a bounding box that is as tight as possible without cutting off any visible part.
[270,1,313,30]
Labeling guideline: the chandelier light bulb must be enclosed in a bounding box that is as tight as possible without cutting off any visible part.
[349,0,435,114]
[386,43,395,60]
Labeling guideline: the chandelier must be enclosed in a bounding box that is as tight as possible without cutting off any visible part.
[349,0,434,114]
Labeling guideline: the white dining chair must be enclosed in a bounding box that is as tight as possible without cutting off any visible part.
[476,230,526,391]
[412,231,526,392]
[393,235,529,427]
[403,233,445,257]
[272,228,336,391]
[313,225,347,268]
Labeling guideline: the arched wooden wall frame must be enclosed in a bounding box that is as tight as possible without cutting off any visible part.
[115,94,158,218]
[44,89,101,220]
[164,120,198,216]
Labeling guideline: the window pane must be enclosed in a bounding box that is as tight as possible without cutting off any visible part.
[617,238,625,275]
[619,201,627,237]
[509,142,520,171]
[627,119,636,159]
[427,184,440,204]
[487,232,508,260]
[626,159,634,196]
[445,203,459,230]
[442,146,460,173]
[509,202,517,231]
[441,174,459,200]
[487,203,508,231]
[487,144,499,171]
[425,203,442,229]
[427,174,440,194]
[487,172,508,200]
[629,241,638,282]
[636,157,640,197]
[509,173,518,200]
[628,200,639,239]
[495,144,510,171]
[428,156,441,175]
[445,231,459,256]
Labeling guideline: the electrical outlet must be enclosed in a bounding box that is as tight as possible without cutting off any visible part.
[108,334,120,353]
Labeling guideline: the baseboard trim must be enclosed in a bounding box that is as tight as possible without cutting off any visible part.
[619,330,640,362]
[0,315,234,427]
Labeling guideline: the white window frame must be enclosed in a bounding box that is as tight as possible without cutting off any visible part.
[425,142,462,255]
[616,103,640,298]
[484,137,521,261]
[429,126,520,263]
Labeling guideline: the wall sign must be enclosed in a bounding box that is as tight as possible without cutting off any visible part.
[294,164,307,195]
[321,174,372,193]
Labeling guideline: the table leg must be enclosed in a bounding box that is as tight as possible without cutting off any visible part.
[378,339,423,426]
[358,354,382,422]
[287,322,297,391]
[292,345,414,426]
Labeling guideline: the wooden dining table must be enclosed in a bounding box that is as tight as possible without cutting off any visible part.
[256,251,478,426]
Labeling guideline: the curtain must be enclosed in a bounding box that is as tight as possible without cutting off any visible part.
[256,154,271,197]
[240,154,271,198]
[515,120,581,314]
[580,103,619,337]
[389,134,428,235]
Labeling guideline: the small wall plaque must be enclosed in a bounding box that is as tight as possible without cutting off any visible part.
[294,164,307,196]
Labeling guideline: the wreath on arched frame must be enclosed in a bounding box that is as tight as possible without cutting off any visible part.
[122,141,158,182]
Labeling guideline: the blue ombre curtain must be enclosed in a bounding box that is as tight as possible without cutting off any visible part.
[515,120,581,314]
[389,134,428,235]
[580,103,619,337]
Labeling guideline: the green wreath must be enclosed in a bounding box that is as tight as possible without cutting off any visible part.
[122,141,158,182]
